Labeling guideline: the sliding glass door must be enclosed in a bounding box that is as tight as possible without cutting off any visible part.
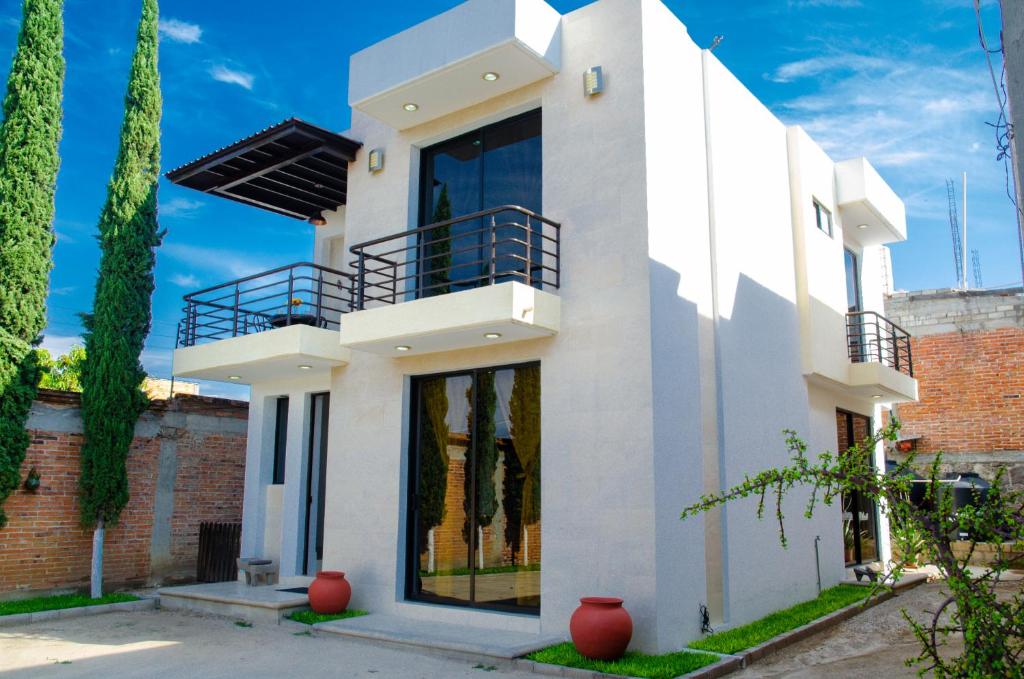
[837,410,879,565]
[419,109,542,295]
[406,363,541,613]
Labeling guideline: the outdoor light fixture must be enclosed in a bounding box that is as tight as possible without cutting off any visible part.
[482,72,500,81]
[308,213,327,226]
[857,223,869,230]
[368,148,384,173]
[403,102,419,112]
[484,332,502,339]
[584,66,604,97]
[395,345,411,352]
[228,375,241,380]
[298,365,312,370]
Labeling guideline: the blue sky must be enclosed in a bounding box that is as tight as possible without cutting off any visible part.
[0,0,1016,399]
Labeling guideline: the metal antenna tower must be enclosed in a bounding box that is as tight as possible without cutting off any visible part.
[972,249,983,289]
[947,179,965,288]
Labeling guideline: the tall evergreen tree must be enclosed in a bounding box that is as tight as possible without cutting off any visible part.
[0,0,64,529]
[80,0,161,597]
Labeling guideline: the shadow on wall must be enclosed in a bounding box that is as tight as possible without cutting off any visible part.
[649,259,843,634]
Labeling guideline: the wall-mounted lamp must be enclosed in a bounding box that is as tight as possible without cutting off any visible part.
[368,148,384,173]
[308,213,327,226]
[584,66,604,97]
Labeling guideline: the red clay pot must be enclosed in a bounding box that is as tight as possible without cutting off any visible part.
[308,570,351,614]
[569,597,633,660]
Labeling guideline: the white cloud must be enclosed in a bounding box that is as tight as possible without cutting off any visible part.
[170,273,200,288]
[158,18,202,44]
[767,54,889,83]
[789,0,862,7]
[50,285,76,296]
[161,242,276,279]
[161,197,204,218]
[40,333,82,357]
[209,65,254,91]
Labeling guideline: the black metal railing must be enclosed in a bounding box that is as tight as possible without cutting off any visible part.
[348,205,561,310]
[847,311,914,376]
[178,262,353,347]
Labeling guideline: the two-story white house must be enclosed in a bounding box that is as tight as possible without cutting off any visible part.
[165,0,917,653]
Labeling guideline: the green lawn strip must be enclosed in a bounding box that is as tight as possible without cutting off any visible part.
[288,609,369,625]
[688,584,874,655]
[420,563,541,578]
[527,642,719,679]
[0,593,139,617]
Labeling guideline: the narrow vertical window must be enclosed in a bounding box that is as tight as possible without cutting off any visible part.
[813,199,833,237]
[272,396,289,485]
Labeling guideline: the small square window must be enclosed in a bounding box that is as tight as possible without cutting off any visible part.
[813,200,833,237]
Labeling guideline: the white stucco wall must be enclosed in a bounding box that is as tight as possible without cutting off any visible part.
[222,0,909,651]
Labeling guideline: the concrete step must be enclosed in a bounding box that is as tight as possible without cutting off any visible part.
[158,581,310,624]
[314,613,563,659]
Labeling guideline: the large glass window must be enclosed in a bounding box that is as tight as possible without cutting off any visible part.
[407,364,541,614]
[419,110,542,295]
[837,410,879,565]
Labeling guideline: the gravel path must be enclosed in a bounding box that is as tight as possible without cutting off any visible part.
[0,609,536,678]
[732,582,964,678]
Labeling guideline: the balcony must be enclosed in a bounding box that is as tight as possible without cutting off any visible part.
[845,311,918,402]
[339,205,561,356]
[173,263,353,384]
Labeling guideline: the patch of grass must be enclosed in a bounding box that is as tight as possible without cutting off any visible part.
[287,608,369,625]
[419,563,540,578]
[527,642,719,679]
[233,620,253,628]
[688,584,873,655]
[0,593,138,617]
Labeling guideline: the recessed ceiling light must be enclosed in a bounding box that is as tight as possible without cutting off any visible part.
[857,224,869,230]
[484,332,502,339]
[403,103,419,112]
[871,394,883,399]
[228,375,241,380]
[482,72,500,81]
[395,345,411,352]
[298,365,312,370]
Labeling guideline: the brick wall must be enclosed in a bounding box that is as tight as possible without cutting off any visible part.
[885,288,1024,488]
[0,390,247,599]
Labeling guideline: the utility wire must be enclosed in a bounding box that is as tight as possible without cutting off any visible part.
[974,0,1024,287]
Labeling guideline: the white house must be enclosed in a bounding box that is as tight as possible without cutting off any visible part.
[166,0,917,653]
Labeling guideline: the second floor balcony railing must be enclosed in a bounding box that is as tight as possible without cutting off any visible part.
[847,310,914,377]
[348,205,561,310]
[178,262,353,347]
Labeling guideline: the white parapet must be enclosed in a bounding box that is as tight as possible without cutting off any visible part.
[338,281,560,356]
[835,157,907,246]
[349,0,561,130]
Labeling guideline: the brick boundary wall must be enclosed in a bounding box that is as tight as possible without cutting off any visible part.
[884,288,1024,489]
[0,389,248,600]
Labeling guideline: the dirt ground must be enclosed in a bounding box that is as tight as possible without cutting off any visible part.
[0,609,538,679]
[732,582,974,679]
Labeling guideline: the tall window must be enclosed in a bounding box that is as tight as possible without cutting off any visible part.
[272,397,288,485]
[407,363,541,614]
[418,109,542,295]
[813,199,833,237]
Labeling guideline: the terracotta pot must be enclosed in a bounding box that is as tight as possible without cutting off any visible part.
[569,597,633,661]
[308,571,351,614]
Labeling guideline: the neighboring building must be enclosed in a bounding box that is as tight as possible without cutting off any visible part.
[885,287,1024,488]
[0,390,247,598]
[142,377,200,400]
[165,0,916,652]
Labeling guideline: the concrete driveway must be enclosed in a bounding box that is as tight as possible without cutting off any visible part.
[0,609,537,678]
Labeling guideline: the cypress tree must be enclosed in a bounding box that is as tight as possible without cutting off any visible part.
[0,0,65,529]
[79,0,161,597]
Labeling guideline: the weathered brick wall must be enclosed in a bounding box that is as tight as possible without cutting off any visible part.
[0,390,247,599]
[885,288,1024,488]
